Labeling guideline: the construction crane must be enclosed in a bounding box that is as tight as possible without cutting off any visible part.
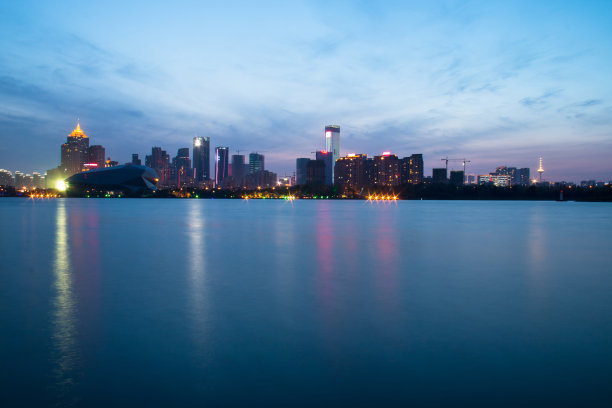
[441,157,471,173]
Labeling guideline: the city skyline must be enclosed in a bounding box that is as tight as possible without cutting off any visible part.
[1,1,611,181]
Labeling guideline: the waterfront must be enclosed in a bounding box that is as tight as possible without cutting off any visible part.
[1,198,611,406]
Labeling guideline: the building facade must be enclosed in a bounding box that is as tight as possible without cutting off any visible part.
[193,136,210,182]
[324,126,340,180]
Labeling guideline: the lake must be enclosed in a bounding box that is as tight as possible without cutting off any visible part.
[1,198,611,407]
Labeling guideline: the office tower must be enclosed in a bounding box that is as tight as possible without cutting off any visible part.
[61,121,90,176]
[373,152,400,186]
[132,154,142,166]
[231,154,246,187]
[450,170,464,186]
[249,153,264,174]
[145,147,170,185]
[172,148,193,188]
[324,126,340,179]
[306,160,326,185]
[517,168,530,186]
[193,136,210,181]
[409,154,424,184]
[432,168,448,183]
[296,158,309,185]
[316,150,333,185]
[334,154,367,192]
[215,147,229,186]
[88,145,106,168]
[32,172,45,189]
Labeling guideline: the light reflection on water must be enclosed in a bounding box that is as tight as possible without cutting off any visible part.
[188,200,208,351]
[51,200,80,404]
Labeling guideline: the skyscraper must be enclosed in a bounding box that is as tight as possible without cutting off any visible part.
[61,121,90,176]
[324,126,340,179]
[215,147,229,186]
[88,145,106,168]
[193,136,210,182]
[131,154,142,166]
[231,154,246,187]
[334,153,368,192]
[409,154,424,184]
[249,153,264,174]
[315,150,333,185]
[296,158,309,185]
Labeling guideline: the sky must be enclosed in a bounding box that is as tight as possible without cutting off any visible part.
[1,0,611,181]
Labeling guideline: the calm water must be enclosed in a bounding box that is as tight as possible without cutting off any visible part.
[1,198,611,407]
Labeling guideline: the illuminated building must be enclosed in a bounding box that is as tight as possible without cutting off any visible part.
[324,126,340,179]
[373,152,400,186]
[316,150,333,185]
[61,121,90,176]
[193,136,210,182]
[88,145,106,168]
[249,153,264,174]
[478,174,511,187]
[173,148,193,188]
[296,158,309,185]
[32,172,45,189]
[450,170,464,186]
[0,169,14,186]
[432,168,448,183]
[334,153,368,192]
[215,147,229,186]
[66,164,158,194]
[409,154,423,184]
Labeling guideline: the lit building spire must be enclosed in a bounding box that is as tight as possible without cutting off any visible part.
[537,157,544,182]
[69,120,88,138]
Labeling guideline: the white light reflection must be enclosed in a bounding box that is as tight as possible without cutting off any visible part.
[188,200,208,350]
[52,199,80,402]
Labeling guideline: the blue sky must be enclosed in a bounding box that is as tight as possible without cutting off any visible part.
[1,0,611,181]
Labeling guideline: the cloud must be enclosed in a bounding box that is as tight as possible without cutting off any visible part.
[520,89,562,109]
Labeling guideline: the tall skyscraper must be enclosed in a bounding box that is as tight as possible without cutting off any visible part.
[231,154,246,187]
[61,121,90,176]
[193,136,210,182]
[249,153,264,174]
[315,150,333,185]
[215,147,229,186]
[88,145,106,168]
[324,125,340,179]
[296,158,309,185]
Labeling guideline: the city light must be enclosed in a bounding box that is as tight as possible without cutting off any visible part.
[56,180,66,191]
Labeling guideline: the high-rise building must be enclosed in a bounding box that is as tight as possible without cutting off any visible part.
[0,169,14,186]
[61,121,90,176]
[249,153,264,174]
[215,147,229,186]
[432,168,448,183]
[316,150,333,185]
[324,126,340,180]
[145,147,170,185]
[373,152,400,186]
[517,168,530,186]
[296,158,309,185]
[409,154,424,184]
[132,154,142,166]
[193,136,210,182]
[334,154,368,192]
[88,145,106,168]
[306,160,326,185]
[231,154,246,187]
[478,174,511,187]
[450,170,464,186]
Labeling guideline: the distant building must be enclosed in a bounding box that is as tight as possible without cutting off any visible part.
[324,126,340,180]
[173,148,193,188]
[316,150,333,185]
[478,174,511,187]
[0,169,14,186]
[230,154,246,187]
[145,147,170,186]
[215,147,229,186]
[296,158,309,185]
[432,168,448,183]
[131,154,142,166]
[334,154,368,192]
[306,160,326,186]
[61,121,90,176]
[87,145,105,168]
[516,168,530,186]
[249,153,265,174]
[373,152,400,186]
[409,154,424,184]
[449,170,464,186]
[193,136,210,182]
[245,170,277,189]
[32,172,45,189]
